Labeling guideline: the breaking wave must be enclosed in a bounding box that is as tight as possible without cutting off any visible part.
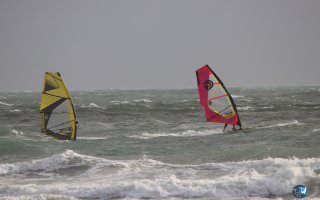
[0,194,79,200]
[1,150,320,199]
[0,150,125,175]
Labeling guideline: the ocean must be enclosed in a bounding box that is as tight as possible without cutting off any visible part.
[0,86,319,200]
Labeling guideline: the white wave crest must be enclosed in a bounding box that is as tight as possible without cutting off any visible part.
[261,120,304,129]
[1,152,320,199]
[130,129,222,139]
[110,100,130,105]
[312,129,320,132]
[110,99,152,105]
[238,106,254,111]
[77,136,109,140]
[262,106,274,109]
[231,95,244,98]
[180,99,191,102]
[0,150,107,175]
[11,129,24,135]
[1,159,319,199]
[0,101,13,106]
[88,103,100,108]
[132,99,152,103]
[0,194,79,200]
[9,109,22,113]
[80,103,103,109]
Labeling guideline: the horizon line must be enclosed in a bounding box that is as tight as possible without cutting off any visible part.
[0,83,319,93]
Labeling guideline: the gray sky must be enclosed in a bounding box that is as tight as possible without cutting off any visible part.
[0,0,319,91]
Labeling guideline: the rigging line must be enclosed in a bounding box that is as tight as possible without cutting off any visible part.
[217,105,232,115]
[45,72,63,82]
[40,112,72,114]
[42,92,70,99]
[49,127,72,132]
[47,120,76,129]
[48,112,74,114]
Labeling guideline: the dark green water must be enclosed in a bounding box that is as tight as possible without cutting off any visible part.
[0,87,319,199]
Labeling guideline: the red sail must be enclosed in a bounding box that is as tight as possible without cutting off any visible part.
[196,65,240,125]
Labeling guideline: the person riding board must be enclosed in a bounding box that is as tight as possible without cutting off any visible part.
[223,96,242,132]
[223,121,242,132]
[223,113,242,132]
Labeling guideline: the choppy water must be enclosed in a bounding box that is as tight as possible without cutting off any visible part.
[0,87,320,200]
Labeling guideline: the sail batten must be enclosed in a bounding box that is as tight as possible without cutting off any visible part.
[40,72,77,140]
[208,94,228,101]
[196,65,241,126]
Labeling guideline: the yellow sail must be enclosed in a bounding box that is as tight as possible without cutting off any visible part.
[40,72,77,140]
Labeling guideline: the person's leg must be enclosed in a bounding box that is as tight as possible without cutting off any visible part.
[232,125,236,131]
[223,124,228,131]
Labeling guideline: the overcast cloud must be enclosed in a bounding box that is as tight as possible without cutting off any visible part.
[0,0,319,91]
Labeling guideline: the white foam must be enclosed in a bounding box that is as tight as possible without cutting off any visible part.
[110,99,152,105]
[1,151,320,199]
[231,95,244,98]
[132,99,152,103]
[0,150,106,175]
[238,106,254,111]
[0,101,13,106]
[261,120,303,129]
[0,194,79,200]
[1,163,318,199]
[312,129,320,132]
[110,100,130,105]
[77,136,108,140]
[80,103,103,109]
[88,103,100,108]
[9,109,22,113]
[262,106,274,109]
[11,129,24,135]
[130,129,222,139]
